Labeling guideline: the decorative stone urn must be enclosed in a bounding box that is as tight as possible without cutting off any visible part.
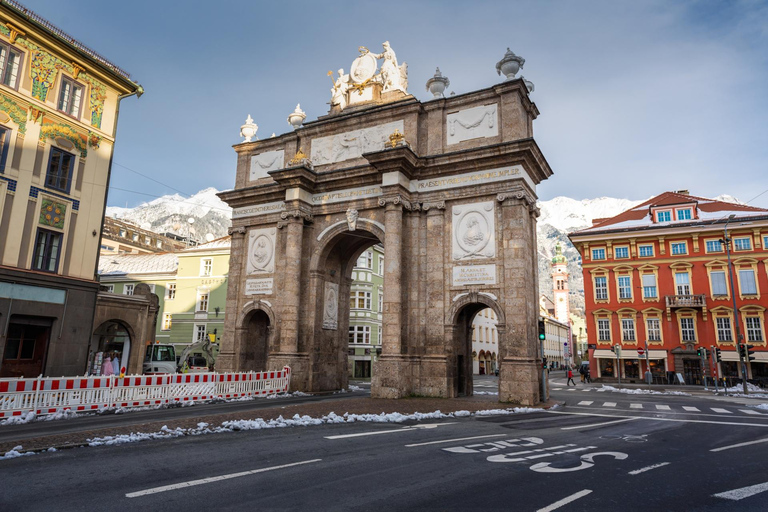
[425,67,450,98]
[240,115,258,142]
[495,48,525,80]
[521,76,535,94]
[287,104,306,130]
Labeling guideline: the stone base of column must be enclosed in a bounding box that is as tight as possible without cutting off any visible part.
[269,353,310,392]
[499,358,541,405]
[414,355,452,398]
[372,355,414,398]
[215,351,237,373]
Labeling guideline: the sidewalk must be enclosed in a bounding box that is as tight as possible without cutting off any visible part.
[549,377,768,399]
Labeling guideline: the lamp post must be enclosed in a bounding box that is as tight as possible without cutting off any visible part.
[723,214,749,395]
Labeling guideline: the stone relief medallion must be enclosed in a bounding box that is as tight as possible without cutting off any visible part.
[350,52,378,84]
[247,227,276,274]
[452,201,496,260]
[322,282,339,330]
[249,150,285,181]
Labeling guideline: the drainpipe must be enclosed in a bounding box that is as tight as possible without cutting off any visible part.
[93,86,144,281]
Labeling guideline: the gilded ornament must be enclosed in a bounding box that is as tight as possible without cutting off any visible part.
[4,22,25,44]
[0,93,27,134]
[88,132,101,149]
[288,148,308,166]
[387,129,405,148]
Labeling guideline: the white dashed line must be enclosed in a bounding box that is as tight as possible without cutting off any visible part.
[711,437,768,452]
[711,408,732,414]
[602,402,617,407]
[630,403,643,409]
[561,418,637,430]
[656,405,671,411]
[740,409,762,415]
[536,489,593,512]
[713,481,768,501]
[682,406,700,412]
[577,401,594,406]
[628,462,670,475]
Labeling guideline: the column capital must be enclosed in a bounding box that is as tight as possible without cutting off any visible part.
[228,226,247,237]
[422,201,446,213]
[278,208,313,228]
[378,195,413,211]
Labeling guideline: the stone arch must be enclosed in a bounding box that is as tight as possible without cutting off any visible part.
[447,292,507,327]
[237,300,275,372]
[91,319,135,375]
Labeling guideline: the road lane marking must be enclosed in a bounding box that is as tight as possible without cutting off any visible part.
[561,418,637,430]
[630,404,643,409]
[683,406,700,412]
[487,445,595,463]
[711,408,732,414]
[126,459,322,498]
[713,481,768,501]
[551,388,563,391]
[656,405,671,411]
[628,462,670,475]
[602,402,617,407]
[405,434,507,447]
[740,409,762,415]
[547,410,768,428]
[566,388,576,392]
[536,489,592,512]
[710,437,768,452]
[577,401,594,406]
[325,423,456,439]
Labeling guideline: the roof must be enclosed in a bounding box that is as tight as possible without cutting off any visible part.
[98,252,178,276]
[570,191,768,237]
[180,235,231,252]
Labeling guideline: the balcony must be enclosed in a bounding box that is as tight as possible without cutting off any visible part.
[665,294,706,308]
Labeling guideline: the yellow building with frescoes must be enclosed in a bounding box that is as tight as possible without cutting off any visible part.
[0,1,142,378]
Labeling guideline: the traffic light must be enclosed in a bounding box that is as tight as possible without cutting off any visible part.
[696,347,704,357]
[614,344,621,358]
[715,348,722,363]
[542,357,548,369]
[610,345,615,353]
[538,320,546,340]
[746,344,756,362]
[738,343,746,359]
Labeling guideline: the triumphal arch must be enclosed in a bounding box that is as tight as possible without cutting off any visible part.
[217,44,553,405]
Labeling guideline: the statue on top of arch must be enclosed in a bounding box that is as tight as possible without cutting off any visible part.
[329,41,408,112]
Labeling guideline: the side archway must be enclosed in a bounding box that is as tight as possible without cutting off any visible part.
[237,300,276,372]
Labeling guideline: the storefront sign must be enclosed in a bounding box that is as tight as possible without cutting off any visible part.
[245,278,273,295]
[452,264,497,286]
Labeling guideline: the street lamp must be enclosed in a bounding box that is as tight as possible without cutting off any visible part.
[722,213,749,395]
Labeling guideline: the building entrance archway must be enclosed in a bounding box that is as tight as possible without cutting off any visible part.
[218,75,552,405]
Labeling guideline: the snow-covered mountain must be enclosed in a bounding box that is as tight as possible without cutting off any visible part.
[106,188,232,242]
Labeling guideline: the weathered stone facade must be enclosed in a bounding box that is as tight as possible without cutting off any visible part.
[218,80,552,405]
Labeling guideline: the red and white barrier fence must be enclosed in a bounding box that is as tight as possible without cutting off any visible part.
[0,366,291,419]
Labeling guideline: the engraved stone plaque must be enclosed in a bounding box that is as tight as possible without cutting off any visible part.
[323,282,339,330]
[452,265,497,286]
[250,150,285,181]
[452,201,496,260]
[447,104,498,145]
[247,227,276,274]
[245,278,273,295]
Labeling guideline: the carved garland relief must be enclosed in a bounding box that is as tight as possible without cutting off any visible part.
[246,227,276,274]
[249,149,285,181]
[452,201,496,260]
[446,104,499,145]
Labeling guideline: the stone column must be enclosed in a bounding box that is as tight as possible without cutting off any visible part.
[217,226,246,372]
[424,202,446,355]
[280,214,305,354]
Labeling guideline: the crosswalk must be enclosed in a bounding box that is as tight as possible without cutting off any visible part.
[573,401,766,415]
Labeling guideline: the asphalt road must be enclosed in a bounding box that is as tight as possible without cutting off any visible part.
[2,378,768,511]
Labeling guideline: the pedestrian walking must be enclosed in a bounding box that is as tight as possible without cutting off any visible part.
[585,368,592,383]
[579,364,585,383]
[567,367,576,386]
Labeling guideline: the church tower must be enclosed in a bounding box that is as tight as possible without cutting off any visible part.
[551,243,570,325]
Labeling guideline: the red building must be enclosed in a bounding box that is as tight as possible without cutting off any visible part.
[569,191,768,385]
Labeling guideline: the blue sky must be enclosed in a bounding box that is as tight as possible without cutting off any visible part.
[22,0,768,208]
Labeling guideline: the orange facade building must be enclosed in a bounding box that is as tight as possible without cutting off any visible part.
[569,191,768,385]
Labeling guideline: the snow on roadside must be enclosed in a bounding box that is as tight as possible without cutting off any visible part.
[474,391,499,396]
[724,382,764,393]
[756,404,768,410]
[597,385,690,396]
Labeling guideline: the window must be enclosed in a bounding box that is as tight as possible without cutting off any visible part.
[734,237,752,251]
[739,269,757,295]
[102,284,114,293]
[0,42,22,89]
[348,325,371,344]
[641,274,657,299]
[357,251,372,269]
[621,319,636,342]
[350,291,372,309]
[671,242,687,255]
[646,318,661,341]
[716,317,733,342]
[156,240,162,249]
[657,211,671,222]
[378,256,384,275]
[710,271,728,296]
[45,148,75,193]
[614,247,629,259]
[705,240,723,253]
[377,326,381,345]
[119,228,126,237]
[556,279,565,290]
[597,319,610,341]
[764,236,768,251]
[638,245,654,257]
[145,236,151,245]
[201,258,213,276]
[591,248,606,260]
[594,276,608,300]
[746,317,764,342]
[57,77,83,118]
[165,283,176,300]
[378,291,383,313]
[194,324,207,343]
[675,272,690,295]
[618,276,632,300]
[197,292,209,312]
[162,313,172,331]
[132,233,138,242]
[0,125,10,172]
[680,318,695,342]
[31,229,62,272]
[124,284,134,296]
[676,209,692,220]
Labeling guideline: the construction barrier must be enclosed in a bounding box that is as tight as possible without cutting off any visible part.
[0,366,291,419]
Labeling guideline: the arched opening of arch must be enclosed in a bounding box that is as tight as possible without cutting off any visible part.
[453,302,504,397]
[242,309,271,372]
[89,320,132,376]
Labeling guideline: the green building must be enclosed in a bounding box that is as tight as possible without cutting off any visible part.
[348,244,384,378]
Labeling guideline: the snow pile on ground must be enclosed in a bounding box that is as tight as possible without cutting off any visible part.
[725,382,764,393]
[266,391,311,399]
[755,404,768,411]
[348,385,364,391]
[0,445,36,461]
[474,391,499,396]
[597,385,690,396]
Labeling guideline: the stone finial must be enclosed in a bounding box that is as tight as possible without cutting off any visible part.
[496,48,525,80]
[426,67,450,98]
[287,104,306,130]
[240,115,258,143]
[521,76,535,94]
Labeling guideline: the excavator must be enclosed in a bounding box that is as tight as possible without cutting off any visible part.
[143,335,216,375]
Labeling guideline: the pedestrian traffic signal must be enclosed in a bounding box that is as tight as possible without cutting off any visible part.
[542,357,548,369]
[614,344,621,357]
[746,344,756,362]
[696,347,704,357]
[538,320,546,340]
[715,348,722,363]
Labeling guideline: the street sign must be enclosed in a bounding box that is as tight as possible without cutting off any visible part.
[637,347,645,356]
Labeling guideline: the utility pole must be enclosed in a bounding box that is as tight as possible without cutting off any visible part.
[723,214,749,395]
[710,345,719,393]
[644,339,651,385]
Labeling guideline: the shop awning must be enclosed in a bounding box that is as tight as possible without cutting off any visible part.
[593,349,667,360]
